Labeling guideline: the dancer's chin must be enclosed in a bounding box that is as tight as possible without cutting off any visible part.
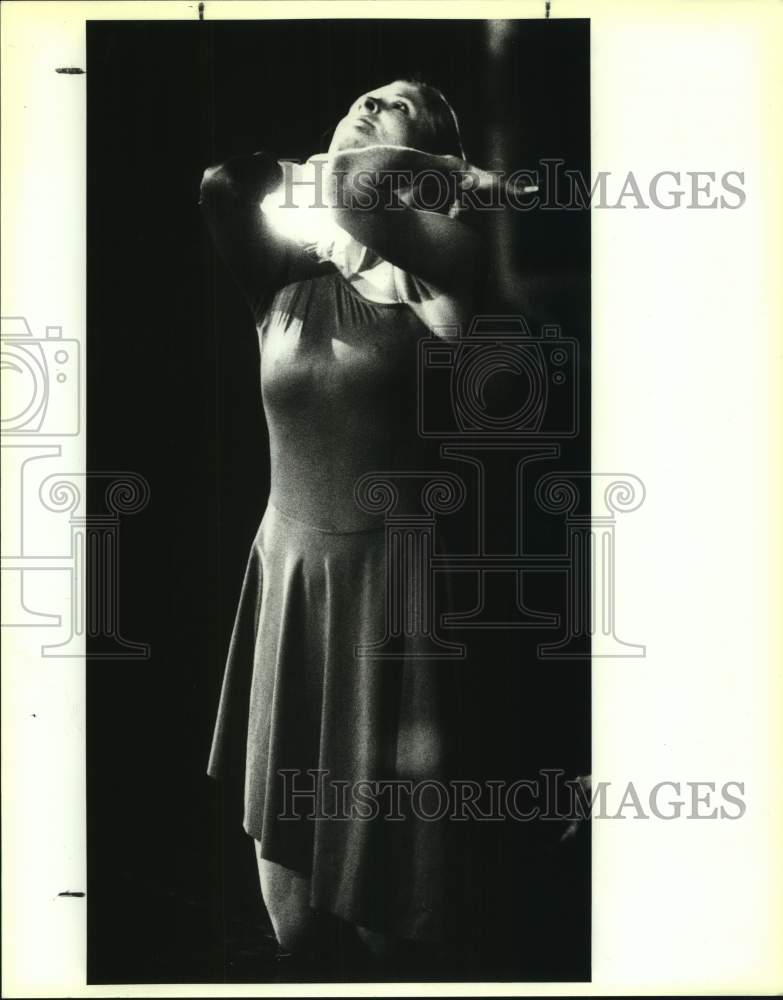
[329,122,380,154]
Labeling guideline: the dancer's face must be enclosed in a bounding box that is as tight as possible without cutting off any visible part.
[328,80,438,154]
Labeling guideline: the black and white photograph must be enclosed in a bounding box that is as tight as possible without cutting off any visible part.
[2,1,782,996]
[87,14,590,985]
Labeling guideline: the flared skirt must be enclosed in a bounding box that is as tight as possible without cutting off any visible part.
[207,501,465,942]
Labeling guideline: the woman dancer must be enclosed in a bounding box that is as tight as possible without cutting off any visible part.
[201,79,493,966]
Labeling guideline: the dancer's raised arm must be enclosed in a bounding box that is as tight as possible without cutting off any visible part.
[199,152,327,320]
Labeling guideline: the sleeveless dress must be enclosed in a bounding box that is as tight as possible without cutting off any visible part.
[205,259,465,943]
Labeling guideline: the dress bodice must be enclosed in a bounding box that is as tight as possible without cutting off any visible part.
[259,271,436,531]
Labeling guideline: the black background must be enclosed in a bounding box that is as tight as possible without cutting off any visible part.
[87,17,590,984]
